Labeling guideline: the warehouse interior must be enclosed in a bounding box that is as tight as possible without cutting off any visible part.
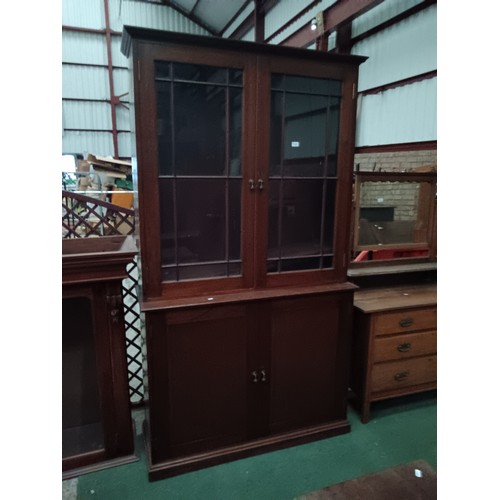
[6,0,498,498]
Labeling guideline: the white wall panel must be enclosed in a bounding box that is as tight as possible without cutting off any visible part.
[352,4,436,91]
[118,132,133,157]
[108,0,127,32]
[63,101,112,130]
[63,94,132,132]
[62,66,110,99]
[62,31,108,65]
[116,105,133,131]
[63,0,105,29]
[63,131,115,156]
[112,35,130,68]
[62,130,132,156]
[112,68,132,98]
[355,77,437,146]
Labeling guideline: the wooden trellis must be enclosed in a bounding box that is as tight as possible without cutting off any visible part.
[62,190,145,405]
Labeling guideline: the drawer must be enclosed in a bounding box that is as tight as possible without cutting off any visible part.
[372,307,436,336]
[373,330,436,363]
[371,355,436,393]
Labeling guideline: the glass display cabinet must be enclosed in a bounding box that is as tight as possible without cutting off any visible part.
[122,27,367,480]
[62,235,137,478]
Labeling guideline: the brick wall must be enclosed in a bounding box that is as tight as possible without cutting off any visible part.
[354,148,436,224]
[360,181,419,221]
[354,149,437,173]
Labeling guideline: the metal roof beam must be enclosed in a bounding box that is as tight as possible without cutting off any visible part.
[228,0,279,40]
[219,0,253,36]
[280,0,383,48]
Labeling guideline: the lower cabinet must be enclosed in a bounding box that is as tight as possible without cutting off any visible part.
[143,287,354,480]
[349,283,437,423]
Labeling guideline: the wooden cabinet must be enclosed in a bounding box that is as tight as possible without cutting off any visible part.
[62,235,138,478]
[144,286,355,478]
[349,284,437,423]
[121,27,366,480]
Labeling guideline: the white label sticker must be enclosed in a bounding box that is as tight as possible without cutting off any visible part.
[291,141,300,148]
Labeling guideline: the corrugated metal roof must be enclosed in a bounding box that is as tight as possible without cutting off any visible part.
[355,76,437,146]
[352,4,436,91]
[187,0,246,34]
[119,0,211,35]
[352,0,424,37]
[61,0,437,157]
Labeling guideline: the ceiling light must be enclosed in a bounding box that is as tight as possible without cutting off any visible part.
[311,18,317,31]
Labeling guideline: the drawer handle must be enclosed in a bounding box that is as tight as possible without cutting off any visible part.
[397,342,412,353]
[394,371,409,382]
[399,318,414,328]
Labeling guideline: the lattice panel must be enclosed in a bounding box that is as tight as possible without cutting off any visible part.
[62,190,145,405]
[122,258,145,404]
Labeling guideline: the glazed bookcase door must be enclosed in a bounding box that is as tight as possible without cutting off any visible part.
[253,57,358,289]
[133,41,358,301]
[133,43,259,299]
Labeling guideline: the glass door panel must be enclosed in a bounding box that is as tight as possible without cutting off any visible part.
[267,74,341,274]
[155,62,243,282]
[62,297,104,458]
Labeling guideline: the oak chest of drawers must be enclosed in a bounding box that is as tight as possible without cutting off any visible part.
[349,283,436,423]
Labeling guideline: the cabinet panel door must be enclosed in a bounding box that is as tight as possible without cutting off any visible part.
[268,295,345,434]
[147,305,251,460]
